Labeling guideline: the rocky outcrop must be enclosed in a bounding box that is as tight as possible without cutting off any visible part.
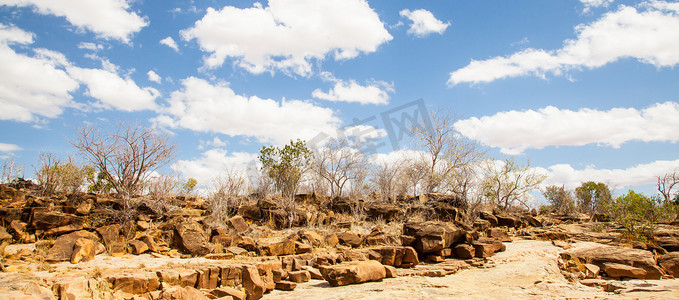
[174,221,212,256]
[402,221,465,254]
[46,230,102,262]
[658,252,679,277]
[562,245,663,279]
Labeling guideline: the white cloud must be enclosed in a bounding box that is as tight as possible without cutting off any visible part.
[153,77,340,144]
[68,66,160,111]
[0,0,148,43]
[198,137,228,150]
[160,36,179,52]
[0,143,21,152]
[448,3,679,85]
[581,0,614,13]
[180,0,392,76]
[399,9,450,37]
[370,149,424,167]
[77,42,103,51]
[0,24,79,122]
[172,148,257,187]
[454,102,679,155]
[539,159,679,191]
[147,70,161,83]
[312,73,393,105]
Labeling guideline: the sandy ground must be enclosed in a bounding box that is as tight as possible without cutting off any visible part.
[265,240,679,300]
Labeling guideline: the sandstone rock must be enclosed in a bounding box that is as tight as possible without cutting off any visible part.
[46,230,101,262]
[288,270,311,283]
[178,270,198,288]
[473,219,491,231]
[453,244,475,259]
[211,287,246,300]
[659,252,679,277]
[321,260,386,287]
[96,224,120,249]
[495,214,520,228]
[239,205,262,221]
[220,265,243,287]
[9,220,28,241]
[384,265,398,278]
[164,286,209,300]
[473,238,503,258]
[301,266,323,280]
[486,228,511,242]
[138,234,159,252]
[228,216,250,234]
[228,246,249,256]
[107,272,160,295]
[136,220,149,231]
[71,238,95,263]
[31,211,84,230]
[275,280,297,291]
[584,263,600,279]
[299,230,323,247]
[479,211,498,227]
[337,231,362,248]
[212,235,234,247]
[262,239,295,256]
[128,239,149,255]
[564,245,663,279]
[242,266,266,300]
[174,221,212,256]
[365,203,400,222]
[0,226,11,241]
[602,262,648,279]
[522,215,542,227]
[295,241,313,254]
[109,242,127,257]
[325,233,339,247]
[165,208,204,218]
[403,221,465,254]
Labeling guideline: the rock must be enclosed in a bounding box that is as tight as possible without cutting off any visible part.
[178,270,198,288]
[275,280,297,291]
[473,238,503,258]
[299,230,323,247]
[46,230,101,262]
[107,272,160,295]
[522,215,542,227]
[109,242,127,257]
[453,244,475,259]
[228,246,249,256]
[242,265,266,300]
[321,260,387,287]
[365,203,400,222]
[71,238,95,263]
[295,241,313,254]
[473,219,491,231]
[403,221,465,254]
[165,208,204,218]
[479,211,498,227]
[288,270,311,283]
[486,228,511,242]
[0,226,11,241]
[659,252,679,277]
[228,216,250,234]
[552,240,571,249]
[239,205,262,221]
[337,231,363,248]
[164,286,209,300]
[325,233,339,247]
[655,235,679,252]
[8,220,28,241]
[212,235,234,247]
[174,221,213,256]
[136,220,149,231]
[96,224,120,249]
[564,245,663,279]
[495,214,520,228]
[211,287,246,300]
[584,263,600,279]
[426,255,445,262]
[262,239,296,256]
[384,265,398,278]
[128,239,149,255]
[31,211,84,230]
[196,267,219,289]
[44,223,84,236]
[602,262,648,279]
[220,265,243,287]
[138,234,159,252]
[373,246,419,268]
[301,266,324,280]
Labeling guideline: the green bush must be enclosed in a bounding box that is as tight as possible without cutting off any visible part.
[35,152,91,195]
[605,190,667,242]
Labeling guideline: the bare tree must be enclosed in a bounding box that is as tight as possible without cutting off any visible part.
[371,159,405,203]
[210,168,247,222]
[312,138,367,198]
[411,109,485,193]
[1,158,23,184]
[401,156,427,196]
[72,121,176,206]
[658,169,679,203]
[482,157,546,211]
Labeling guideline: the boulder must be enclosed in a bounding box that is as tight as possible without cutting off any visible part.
[9,220,28,241]
[242,265,266,300]
[275,280,297,291]
[337,231,363,248]
[373,246,419,268]
[287,270,311,283]
[0,226,11,241]
[453,244,475,259]
[228,216,250,234]
[70,238,95,263]
[321,260,386,287]
[211,287,246,300]
[239,205,262,221]
[564,245,663,279]
[128,239,149,255]
[659,252,679,277]
[46,230,101,262]
[174,221,213,256]
[261,239,296,256]
[495,214,520,228]
[403,221,465,254]
[107,272,160,295]
[96,224,120,249]
[365,203,400,222]
[165,208,204,218]
[473,237,504,258]
[479,211,498,227]
[220,265,243,287]
[31,211,84,230]
[602,262,648,279]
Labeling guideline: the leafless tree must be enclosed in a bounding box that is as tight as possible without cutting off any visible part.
[401,156,427,196]
[210,168,247,222]
[1,158,23,184]
[371,159,406,203]
[658,168,679,202]
[71,121,176,206]
[411,109,485,193]
[312,138,367,198]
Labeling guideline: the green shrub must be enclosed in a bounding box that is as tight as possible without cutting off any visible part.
[605,190,666,242]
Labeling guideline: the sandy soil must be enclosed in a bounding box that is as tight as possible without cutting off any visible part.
[265,240,679,300]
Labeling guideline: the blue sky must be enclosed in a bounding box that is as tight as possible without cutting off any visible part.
[0,0,678,199]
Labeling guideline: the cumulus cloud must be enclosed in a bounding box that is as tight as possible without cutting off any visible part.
[153,77,341,144]
[172,148,257,187]
[68,66,160,111]
[180,0,392,76]
[454,102,679,155]
[448,2,679,85]
[147,70,161,83]
[0,142,21,152]
[0,0,148,43]
[0,24,79,122]
[539,159,679,190]
[399,9,450,37]
[581,0,614,13]
[312,72,393,105]
[160,36,179,52]
[77,42,103,51]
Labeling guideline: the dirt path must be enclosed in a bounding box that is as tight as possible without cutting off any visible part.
[265,240,679,299]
